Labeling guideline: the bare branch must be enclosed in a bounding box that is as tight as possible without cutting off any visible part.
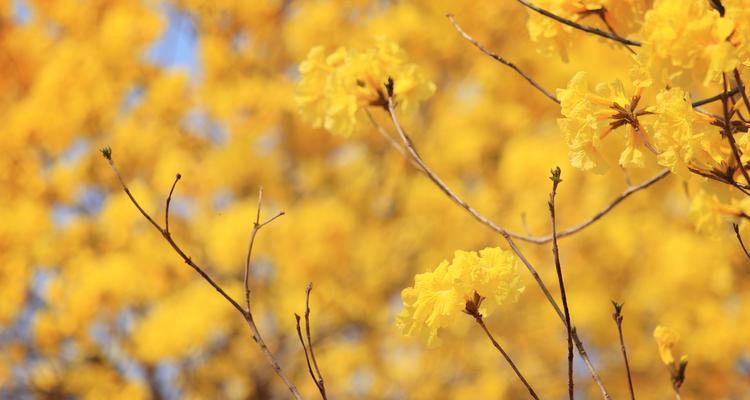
[733,69,750,117]
[364,118,669,246]
[101,149,302,400]
[732,223,750,263]
[508,169,671,244]
[516,0,642,47]
[721,73,750,190]
[447,14,559,104]
[244,187,285,312]
[296,283,328,399]
[165,173,181,233]
[549,167,574,400]
[612,302,636,400]
[692,87,741,107]
[383,93,611,399]
[464,294,540,400]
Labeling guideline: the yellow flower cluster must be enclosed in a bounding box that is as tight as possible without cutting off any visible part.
[397,247,525,347]
[557,72,726,175]
[638,0,750,86]
[295,38,436,137]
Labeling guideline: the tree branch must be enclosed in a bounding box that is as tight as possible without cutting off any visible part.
[508,169,671,244]
[516,0,642,47]
[100,148,302,400]
[464,294,540,400]
[295,283,328,399]
[549,167,574,400]
[382,88,611,399]
[612,302,636,400]
[732,223,750,263]
[244,186,285,313]
[447,13,559,104]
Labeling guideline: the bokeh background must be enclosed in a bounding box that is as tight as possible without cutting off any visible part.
[1,0,749,398]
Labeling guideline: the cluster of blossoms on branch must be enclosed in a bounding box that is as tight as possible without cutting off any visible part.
[295,38,436,137]
[395,247,525,347]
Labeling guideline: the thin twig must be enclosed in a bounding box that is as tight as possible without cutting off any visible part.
[732,223,750,262]
[305,284,326,397]
[365,113,669,246]
[471,311,540,400]
[508,169,671,243]
[244,187,285,313]
[447,14,559,104]
[516,0,641,47]
[100,148,302,400]
[549,167,574,400]
[733,69,750,116]
[382,85,612,399]
[692,87,741,107]
[165,173,181,233]
[296,283,328,399]
[721,73,750,189]
[612,302,636,400]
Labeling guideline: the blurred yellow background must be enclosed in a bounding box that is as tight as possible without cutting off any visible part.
[1,0,749,398]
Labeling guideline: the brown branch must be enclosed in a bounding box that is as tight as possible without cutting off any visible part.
[366,113,669,246]
[732,223,750,263]
[464,295,539,400]
[612,302,636,400]
[296,283,327,399]
[549,167,574,400]
[382,85,611,399]
[447,13,560,104]
[692,86,741,107]
[244,186,285,312]
[508,169,671,243]
[100,148,302,400]
[721,73,750,190]
[733,69,750,116]
[516,0,641,47]
[165,173,181,233]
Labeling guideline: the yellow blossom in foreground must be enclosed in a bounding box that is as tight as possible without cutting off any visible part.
[397,247,524,347]
[295,38,435,137]
[639,0,741,86]
[653,325,680,365]
[650,87,723,179]
[557,71,655,173]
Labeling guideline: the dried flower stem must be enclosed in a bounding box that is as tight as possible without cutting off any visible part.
[549,167,574,400]
[447,14,559,104]
[101,149,302,400]
[515,0,641,47]
[612,302,636,400]
[383,94,611,399]
[295,283,328,399]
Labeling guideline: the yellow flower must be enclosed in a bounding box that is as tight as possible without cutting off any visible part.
[653,325,680,366]
[557,71,655,173]
[397,247,524,346]
[295,38,435,137]
[639,0,742,86]
[650,87,722,179]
